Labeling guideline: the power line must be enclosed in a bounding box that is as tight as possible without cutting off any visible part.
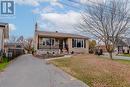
[58,0,82,10]
[59,0,130,18]
[67,0,130,11]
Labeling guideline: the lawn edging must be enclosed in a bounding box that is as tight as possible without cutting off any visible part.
[48,59,89,87]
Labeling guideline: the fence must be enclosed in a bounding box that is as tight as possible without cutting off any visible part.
[7,48,25,61]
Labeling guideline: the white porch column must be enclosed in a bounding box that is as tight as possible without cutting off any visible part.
[67,38,72,53]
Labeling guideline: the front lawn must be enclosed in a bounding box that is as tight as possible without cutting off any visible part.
[50,54,130,87]
[0,57,9,71]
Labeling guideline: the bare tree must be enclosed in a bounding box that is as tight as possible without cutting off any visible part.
[78,0,130,59]
[23,38,34,54]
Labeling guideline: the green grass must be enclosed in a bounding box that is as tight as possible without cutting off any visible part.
[119,54,130,57]
[0,57,9,71]
[122,54,130,57]
[0,62,9,71]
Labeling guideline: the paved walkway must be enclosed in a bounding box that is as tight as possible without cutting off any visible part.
[0,54,88,87]
[102,53,130,60]
[113,56,130,60]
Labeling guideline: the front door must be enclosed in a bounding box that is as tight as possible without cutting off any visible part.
[59,40,63,52]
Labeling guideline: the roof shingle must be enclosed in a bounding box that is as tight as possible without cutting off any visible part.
[36,30,89,39]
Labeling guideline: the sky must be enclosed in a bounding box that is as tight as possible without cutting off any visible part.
[0,0,90,38]
[1,0,129,39]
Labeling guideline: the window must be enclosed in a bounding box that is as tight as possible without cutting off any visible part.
[42,38,55,46]
[72,39,84,48]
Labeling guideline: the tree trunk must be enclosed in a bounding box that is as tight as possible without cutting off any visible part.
[109,52,113,60]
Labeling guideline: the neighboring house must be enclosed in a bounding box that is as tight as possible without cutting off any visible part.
[4,42,24,51]
[96,38,130,54]
[4,36,25,57]
[34,23,89,54]
[4,42,24,57]
[0,23,9,53]
[96,45,108,53]
[117,38,130,54]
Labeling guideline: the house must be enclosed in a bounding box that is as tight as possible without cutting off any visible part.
[34,23,89,54]
[4,42,24,58]
[0,23,9,53]
[96,38,130,54]
[4,35,25,57]
[96,45,108,53]
[116,38,130,54]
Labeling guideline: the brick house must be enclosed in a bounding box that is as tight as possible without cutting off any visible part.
[34,23,89,54]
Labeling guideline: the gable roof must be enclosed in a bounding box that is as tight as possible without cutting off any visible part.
[36,30,89,39]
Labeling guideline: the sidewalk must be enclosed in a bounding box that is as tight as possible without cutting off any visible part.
[102,53,130,60]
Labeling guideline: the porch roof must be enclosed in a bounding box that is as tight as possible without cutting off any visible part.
[36,30,89,39]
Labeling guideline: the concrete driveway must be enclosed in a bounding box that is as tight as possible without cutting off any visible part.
[0,54,88,87]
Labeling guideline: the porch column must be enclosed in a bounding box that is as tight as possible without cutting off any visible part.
[67,38,72,53]
[85,40,89,54]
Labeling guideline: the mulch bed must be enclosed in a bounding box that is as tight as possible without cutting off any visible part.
[34,54,65,59]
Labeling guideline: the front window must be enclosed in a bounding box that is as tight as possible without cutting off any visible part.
[72,39,85,48]
[42,38,55,46]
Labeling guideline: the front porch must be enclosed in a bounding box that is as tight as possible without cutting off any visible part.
[38,37,69,54]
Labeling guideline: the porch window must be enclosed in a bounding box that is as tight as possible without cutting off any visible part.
[72,39,85,48]
[42,38,55,46]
